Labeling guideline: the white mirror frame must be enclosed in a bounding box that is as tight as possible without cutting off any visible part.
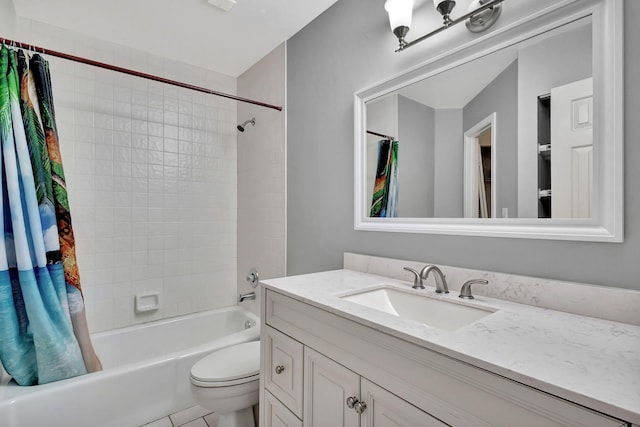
[354,0,623,242]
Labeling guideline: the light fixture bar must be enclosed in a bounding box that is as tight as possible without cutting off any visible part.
[396,0,504,52]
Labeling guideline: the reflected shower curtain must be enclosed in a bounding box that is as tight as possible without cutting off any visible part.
[369,139,398,217]
[0,46,101,385]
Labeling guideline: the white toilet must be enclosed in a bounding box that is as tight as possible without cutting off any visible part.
[189,340,261,427]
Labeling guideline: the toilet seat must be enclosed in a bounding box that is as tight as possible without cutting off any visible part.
[190,341,260,388]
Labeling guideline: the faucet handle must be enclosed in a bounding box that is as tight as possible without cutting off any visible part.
[403,267,424,289]
[459,279,488,299]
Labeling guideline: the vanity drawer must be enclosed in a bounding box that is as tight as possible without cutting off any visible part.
[264,326,304,418]
[264,390,302,427]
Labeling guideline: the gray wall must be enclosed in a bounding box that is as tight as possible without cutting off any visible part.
[433,109,463,217]
[398,95,435,217]
[463,60,519,218]
[287,0,640,291]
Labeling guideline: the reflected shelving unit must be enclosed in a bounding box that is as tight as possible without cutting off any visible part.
[537,93,551,218]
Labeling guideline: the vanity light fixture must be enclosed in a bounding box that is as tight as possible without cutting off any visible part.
[385,0,505,52]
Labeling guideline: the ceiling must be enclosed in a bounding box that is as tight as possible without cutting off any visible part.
[11,0,339,77]
[398,48,518,109]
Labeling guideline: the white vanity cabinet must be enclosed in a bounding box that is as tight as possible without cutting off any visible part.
[260,288,630,427]
[264,390,303,427]
[304,346,446,426]
[304,346,360,426]
[263,325,444,426]
[264,326,304,418]
[360,378,449,426]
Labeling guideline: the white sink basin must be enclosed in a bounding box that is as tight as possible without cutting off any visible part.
[340,286,495,331]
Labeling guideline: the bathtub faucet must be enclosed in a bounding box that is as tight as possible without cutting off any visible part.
[239,292,256,302]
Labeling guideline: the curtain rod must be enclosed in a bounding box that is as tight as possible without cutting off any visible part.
[367,130,395,141]
[0,36,283,112]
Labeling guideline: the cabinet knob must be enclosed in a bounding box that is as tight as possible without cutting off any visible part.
[346,396,367,414]
[346,396,357,408]
[354,401,367,414]
[274,365,285,374]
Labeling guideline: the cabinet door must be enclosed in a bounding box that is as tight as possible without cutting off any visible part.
[264,390,303,427]
[304,347,360,427]
[360,379,449,427]
[264,327,304,418]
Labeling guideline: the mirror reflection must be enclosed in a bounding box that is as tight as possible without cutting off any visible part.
[365,17,593,219]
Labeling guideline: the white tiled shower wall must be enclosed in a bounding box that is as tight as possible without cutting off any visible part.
[5,17,239,332]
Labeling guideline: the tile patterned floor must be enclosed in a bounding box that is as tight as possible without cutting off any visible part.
[141,405,218,427]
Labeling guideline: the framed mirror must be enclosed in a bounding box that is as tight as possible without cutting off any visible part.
[354,0,623,241]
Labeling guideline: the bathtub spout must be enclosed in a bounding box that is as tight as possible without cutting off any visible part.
[239,292,256,302]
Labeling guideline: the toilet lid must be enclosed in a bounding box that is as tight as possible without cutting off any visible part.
[190,341,260,384]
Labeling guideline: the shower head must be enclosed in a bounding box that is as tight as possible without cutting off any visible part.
[237,118,256,132]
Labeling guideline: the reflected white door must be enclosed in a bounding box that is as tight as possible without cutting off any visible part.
[551,77,593,218]
[463,113,496,218]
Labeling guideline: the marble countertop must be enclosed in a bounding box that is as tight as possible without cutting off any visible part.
[261,269,640,424]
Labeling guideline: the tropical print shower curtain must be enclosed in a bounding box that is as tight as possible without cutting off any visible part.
[370,139,398,217]
[0,46,101,386]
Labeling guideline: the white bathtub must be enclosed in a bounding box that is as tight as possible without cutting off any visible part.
[0,306,260,427]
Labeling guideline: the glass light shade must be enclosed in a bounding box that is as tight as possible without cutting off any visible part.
[433,0,456,18]
[385,0,413,31]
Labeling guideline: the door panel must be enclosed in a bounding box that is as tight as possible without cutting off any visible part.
[264,391,302,427]
[360,379,449,427]
[304,347,360,427]
[264,327,304,418]
[551,77,593,218]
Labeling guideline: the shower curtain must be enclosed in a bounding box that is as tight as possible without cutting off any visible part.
[370,139,398,218]
[0,46,101,386]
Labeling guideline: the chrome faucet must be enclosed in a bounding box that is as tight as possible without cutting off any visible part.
[420,265,449,294]
[239,292,256,302]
